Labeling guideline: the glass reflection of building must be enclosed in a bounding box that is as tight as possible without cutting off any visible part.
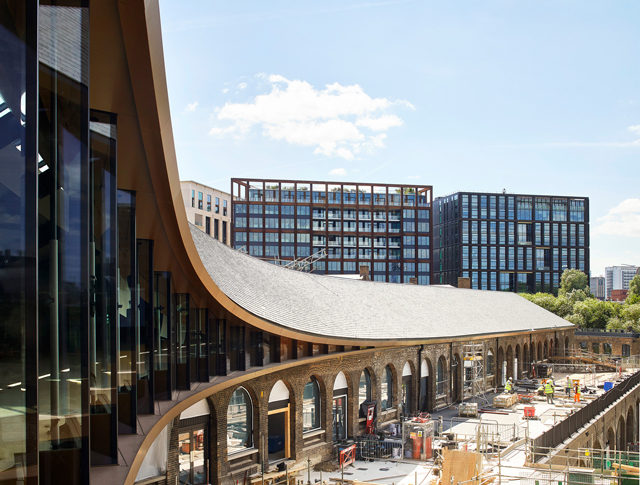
[231,179,433,284]
[0,2,228,483]
[433,192,589,292]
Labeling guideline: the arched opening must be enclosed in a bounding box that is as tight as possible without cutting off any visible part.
[419,358,433,412]
[607,427,616,450]
[593,438,602,451]
[358,369,373,418]
[332,372,349,441]
[381,365,394,410]
[564,337,570,357]
[268,380,292,462]
[452,354,462,403]
[543,341,548,360]
[537,341,542,362]
[402,361,413,415]
[523,343,529,378]
[627,405,635,446]
[436,356,447,398]
[506,346,514,383]
[553,338,559,358]
[497,347,505,386]
[486,349,495,387]
[515,345,521,379]
[178,399,211,484]
[227,387,253,455]
[617,416,626,451]
[302,377,321,434]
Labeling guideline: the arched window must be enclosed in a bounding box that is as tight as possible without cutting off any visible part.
[358,369,371,417]
[486,350,495,376]
[227,387,252,454]
[436,356,447,396]
[381,365,393,410]
[303,378,321,433]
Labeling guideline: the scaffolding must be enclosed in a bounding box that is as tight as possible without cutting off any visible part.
[463,343,488,404]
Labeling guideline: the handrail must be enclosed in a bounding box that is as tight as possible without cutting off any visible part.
[531,370,640,462]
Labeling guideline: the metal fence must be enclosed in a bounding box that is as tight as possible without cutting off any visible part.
[532,370,640,462]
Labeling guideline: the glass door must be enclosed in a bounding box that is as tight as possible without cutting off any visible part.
[178,428,206,484]
[332,396,347,441]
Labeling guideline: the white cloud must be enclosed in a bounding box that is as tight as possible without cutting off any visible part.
[628,124,640,138]
[222,88,230,94]
[209,74,412,159]
[237,82,247,90]
[593,198,640,238]
[329,168,347,176]
[185,101,199,112]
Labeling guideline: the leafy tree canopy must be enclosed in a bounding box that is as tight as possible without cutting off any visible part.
[559,269,589,297]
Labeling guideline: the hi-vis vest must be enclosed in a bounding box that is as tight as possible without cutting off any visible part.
[505,381,512,391]
[545,382,553,394]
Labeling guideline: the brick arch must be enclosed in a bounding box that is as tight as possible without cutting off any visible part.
[537,341,542,361]
[452,353,463,403]
[420,357,435,412]
[496,347,505,386]
[522,343,529,377]
[506,345,514,381]
[607,426,616,450]
[617,415,626,450]
[627,404,636,445]
[401,360,418,415]
[379,362,399,410]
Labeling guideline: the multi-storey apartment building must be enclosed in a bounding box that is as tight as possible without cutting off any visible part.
[231,179,433,284]
[605,265,639,299]
[433,192,589,292]
[180,180,231,245]
[590,276,606,300]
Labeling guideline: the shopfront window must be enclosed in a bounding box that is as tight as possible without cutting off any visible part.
[227,387,252,454]
[303,378,321,433]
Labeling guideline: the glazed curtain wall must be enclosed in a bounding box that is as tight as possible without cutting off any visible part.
[0,1,38,483]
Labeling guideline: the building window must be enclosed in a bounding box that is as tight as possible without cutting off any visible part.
[623,344,631,357]
[206,194,211,211]
[227,387,253,454]
[191,189,195,207]
[592,343,599,354]
[214,219,219,239]
[603,343,612,355]
[215,197,220,213]
[222,221,228,244]
[198,191,203,210]
[381,366,393,410]
[223,199,228,216]
[358,369,372,416]
[205,216,210,235]
[303,378,321,433]
[436,357,447,396]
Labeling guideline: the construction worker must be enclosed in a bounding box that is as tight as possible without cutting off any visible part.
[566,375,572,397]
[545,379,554,404]
[505,377,513,393]
[574,384,581,403]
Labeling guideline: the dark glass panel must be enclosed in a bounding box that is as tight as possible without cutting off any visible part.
[215,318,226,375]
[229,323,245,371]
[89,110,118,463]
[117,189,137,433]
[175,293,190,390]
[37,1,90,482]
[196,308,208,381]
[154,272,172,400]
[136,239,154,413]
[0,1,38,482]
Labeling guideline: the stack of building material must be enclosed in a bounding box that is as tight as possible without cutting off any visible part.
[493,393,518,408]
[458,402,479,417]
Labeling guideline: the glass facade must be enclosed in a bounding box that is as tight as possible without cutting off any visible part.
[231,180,432,284]
[434,192,589,292]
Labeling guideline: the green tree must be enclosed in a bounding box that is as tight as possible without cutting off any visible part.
[570,298,619,329]
[627,274,640,305]
[621,303,640,328]
[558,269,589,297]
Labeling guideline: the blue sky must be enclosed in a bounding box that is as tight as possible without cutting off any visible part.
[159,0,640,277]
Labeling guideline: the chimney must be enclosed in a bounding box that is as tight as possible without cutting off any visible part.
[359,265,370,281]
[457,277,471,289]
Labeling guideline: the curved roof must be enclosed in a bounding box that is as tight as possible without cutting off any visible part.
[190,225,573,341]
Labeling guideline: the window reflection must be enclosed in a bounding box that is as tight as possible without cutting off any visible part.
[227,387,252,454]
[303,378,320,433]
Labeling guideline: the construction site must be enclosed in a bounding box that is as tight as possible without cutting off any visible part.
[252,351,640,485]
